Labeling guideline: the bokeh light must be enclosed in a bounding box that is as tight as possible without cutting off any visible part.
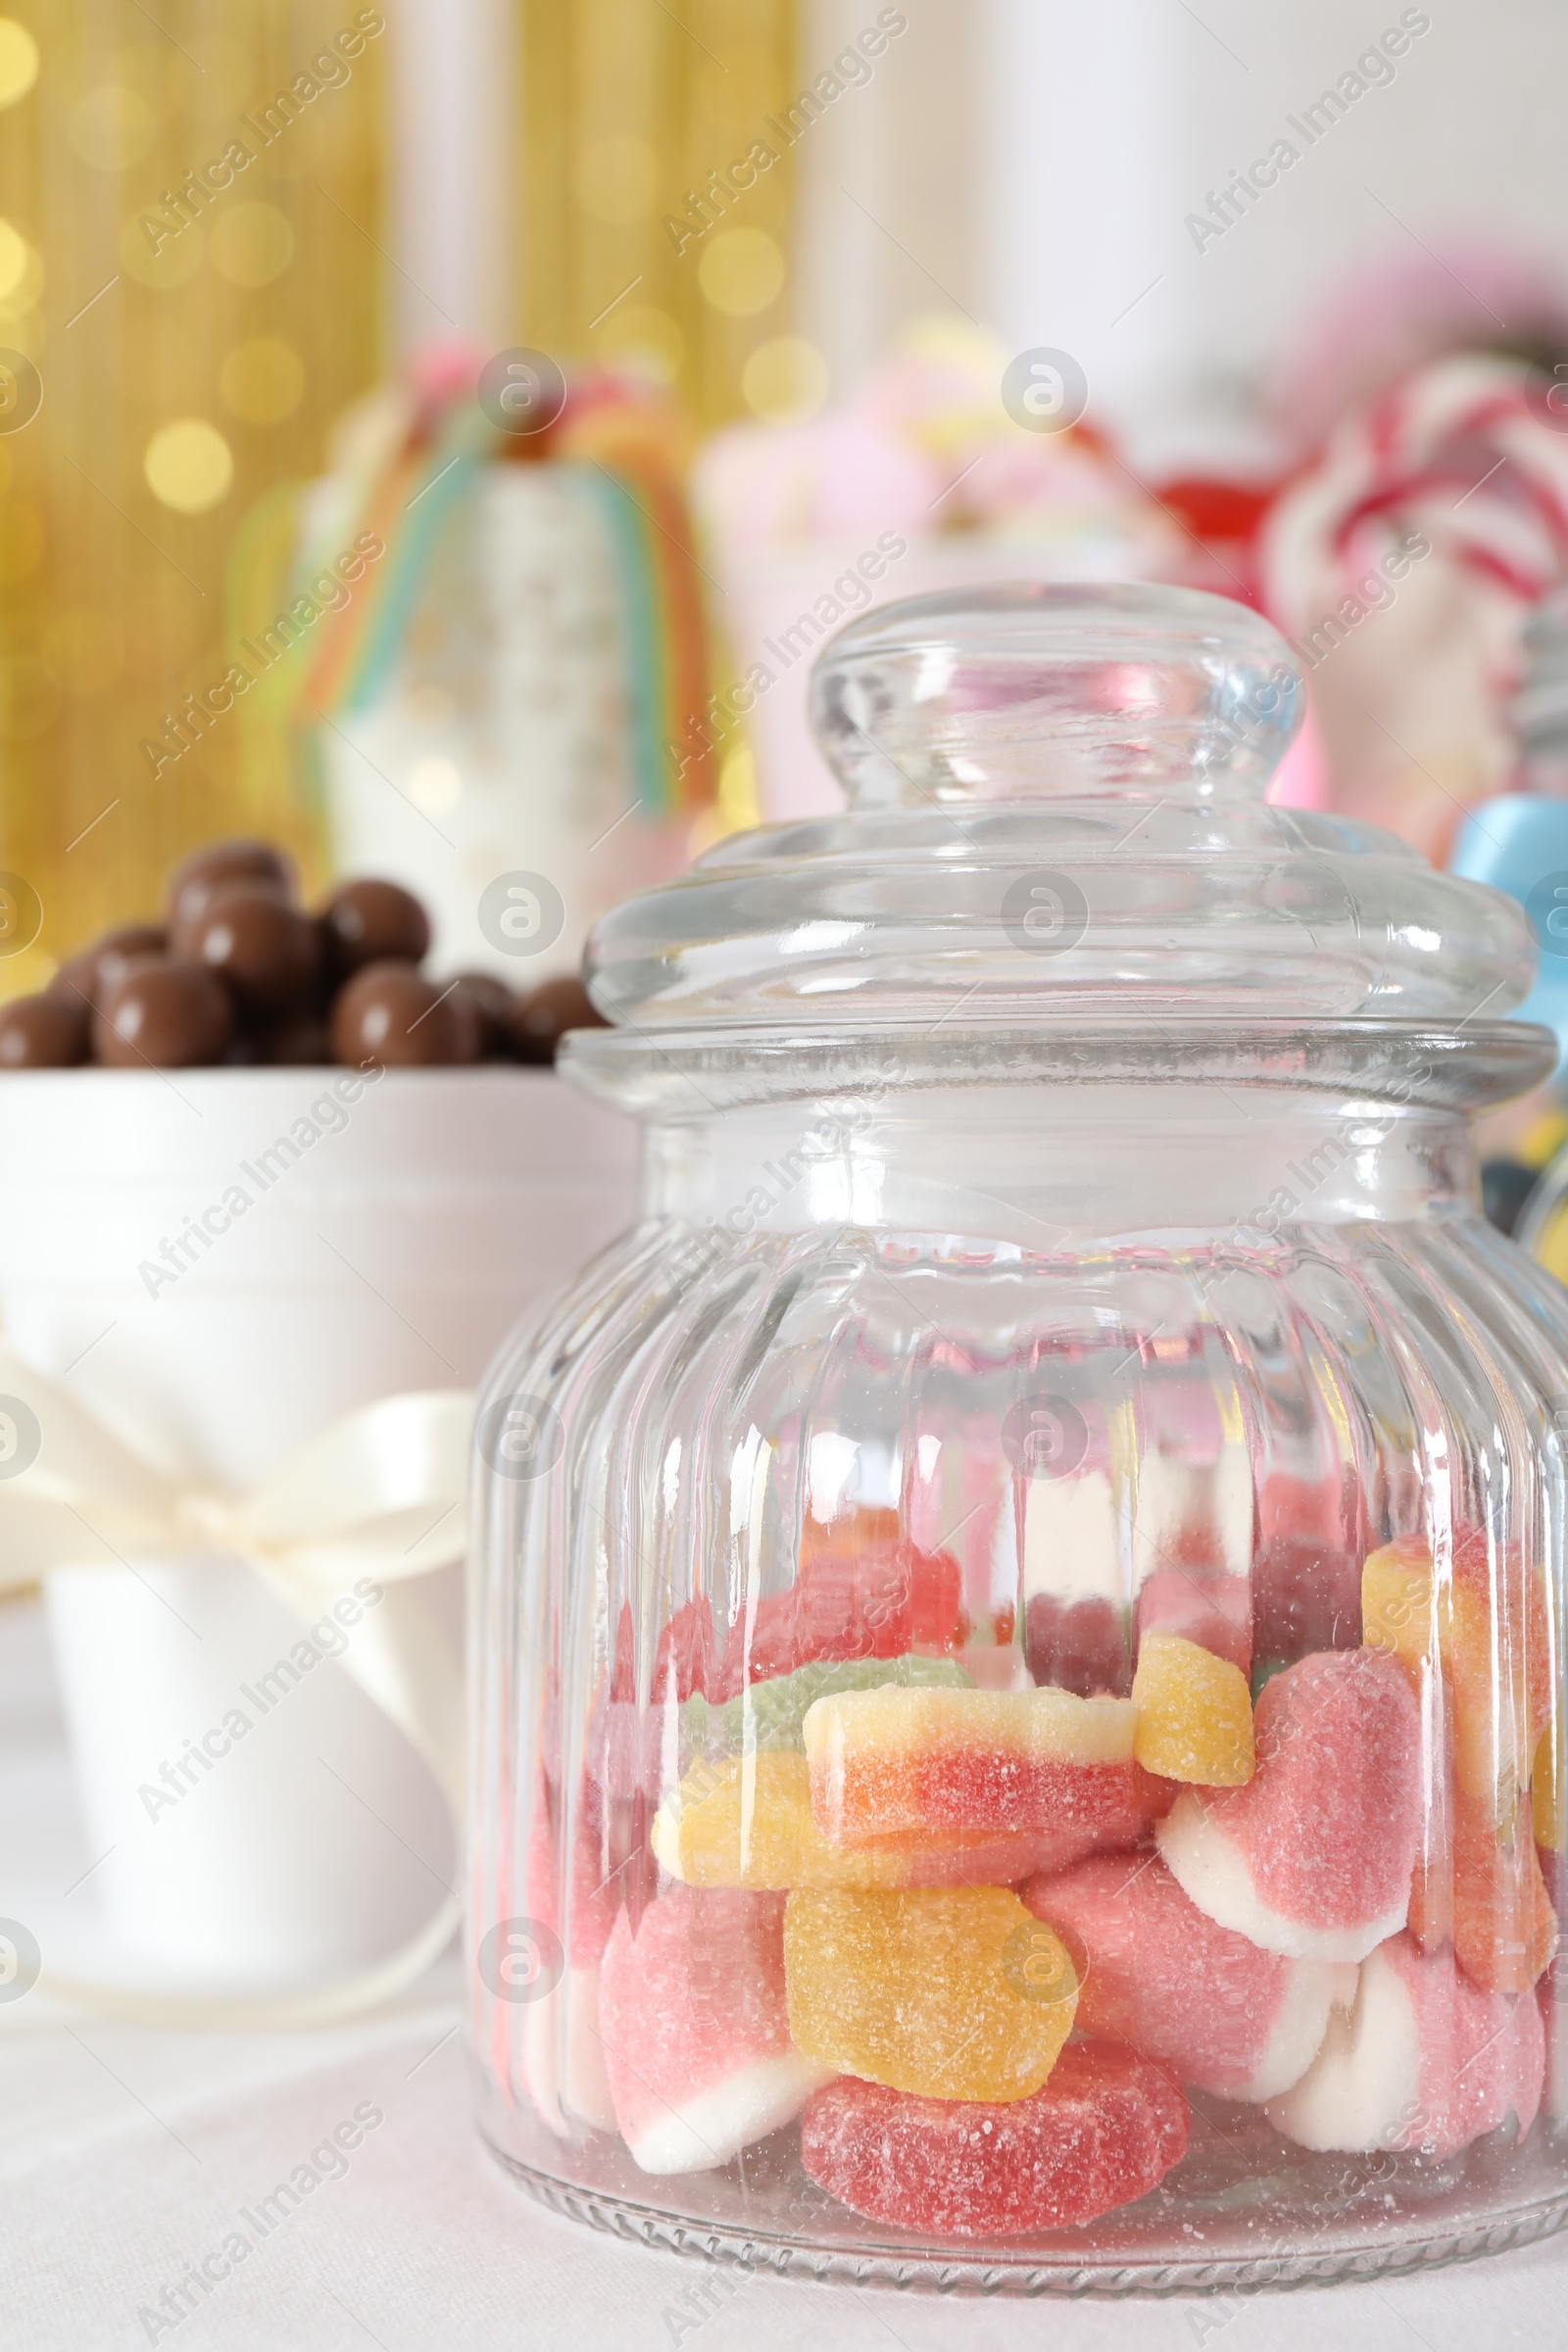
[143,418,234,514]
[698,225,785,318]
[0,19,38,112]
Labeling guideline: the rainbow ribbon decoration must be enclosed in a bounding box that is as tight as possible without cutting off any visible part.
[255,366,715,819]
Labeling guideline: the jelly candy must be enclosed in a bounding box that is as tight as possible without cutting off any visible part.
[597,1885,831,2173]
[613,1511,967,1710]
[652,1753,908,1890]
[652,1750,1123,1890]
[1251,1471,1364,1665]
[1027,1853,1355,2102]
[741,1508,968,1687]
[802,1682,1170,1844]
[1362,1529,1552,1836]
[784,1886,1077,2100]
[680,1650,972,1760]
[1156,1648,1422,1963]
[1131,1631,1255,1786]
[1023,1592,1131,1697]
[799,2041,1189,2238]
[1408,1787,1558,1995]
[1265,1930,1544,2159]
[1134,1567,1252,1678]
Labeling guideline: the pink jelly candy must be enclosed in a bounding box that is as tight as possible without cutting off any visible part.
[597,1885,830,2174]
[1156,1647,1422,1963]
[800,2041,1189,2238]
[1026,1852,1355,2101]
[1266,1930,1545,2158]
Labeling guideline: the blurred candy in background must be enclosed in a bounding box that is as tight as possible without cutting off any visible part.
[10,0,1568,1010]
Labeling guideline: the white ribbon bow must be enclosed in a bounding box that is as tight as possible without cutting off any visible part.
[0,1346,470,2030]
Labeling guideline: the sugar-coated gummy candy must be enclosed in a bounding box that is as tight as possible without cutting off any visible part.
[597,1885,831,2174]
[680,1650,973,1760]
[652,1752,908,1890]
[799,2041,1189,2238]
[1156,1648,1422,1963]
[651,1750,1088,1891]
[1027,1853,1355,2102]
[1361,1530,1551,1838]
[1131,1631,1255,1786]
[1408,1785,1558,1995]
[784,1886,1077,2101]
[1265,1930,1544,2160]
[803,1682,1169,1848]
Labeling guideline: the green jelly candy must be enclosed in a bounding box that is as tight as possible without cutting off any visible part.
[682,1650,974,1760]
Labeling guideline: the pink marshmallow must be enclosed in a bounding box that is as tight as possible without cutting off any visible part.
[1027,1852,1354,2102]
[1157,1648,1422,1963]
[1267,1931,1545,2158]
[598,1886,831,2175]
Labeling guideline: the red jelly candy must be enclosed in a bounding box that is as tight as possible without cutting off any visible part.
[799,2041,1189,2239]
[1024,1592,1131,1696]
[620,1512,970,1709]
[1251,1472,1364,1667]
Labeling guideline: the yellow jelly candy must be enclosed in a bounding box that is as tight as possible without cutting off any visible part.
[1360,1536,1441,1678]
[784,1886,1078,2101]
[650,1752,908,1890]
[1131,1630,1254,1786]
[1363,1534,1553,1838]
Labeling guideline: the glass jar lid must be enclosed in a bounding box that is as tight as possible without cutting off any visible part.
[570,584,1547,1111]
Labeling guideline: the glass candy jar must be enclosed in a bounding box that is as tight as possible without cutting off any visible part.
[470,584,1568,2289]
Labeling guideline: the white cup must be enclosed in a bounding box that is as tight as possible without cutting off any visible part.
[0,1066,638,1992]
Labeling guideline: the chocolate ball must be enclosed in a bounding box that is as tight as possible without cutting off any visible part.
[0,993,90,1068]
[47,923,168,1011]
[94,956,234,1068]
[168,839,294,950]
[188,884,322,1015]
[510,975,607,1065]
[251,1010,334,1066]
[450,969,516,1057]
[329,960,480,1068]
[320,878,430,975]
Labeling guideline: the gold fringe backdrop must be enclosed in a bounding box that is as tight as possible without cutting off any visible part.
[0,1,385,989]
[514,0,808,434]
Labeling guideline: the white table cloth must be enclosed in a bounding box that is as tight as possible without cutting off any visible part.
[5,1592,1567,2351]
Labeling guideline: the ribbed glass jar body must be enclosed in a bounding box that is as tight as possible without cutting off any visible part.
[469,1067,1568,2290]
